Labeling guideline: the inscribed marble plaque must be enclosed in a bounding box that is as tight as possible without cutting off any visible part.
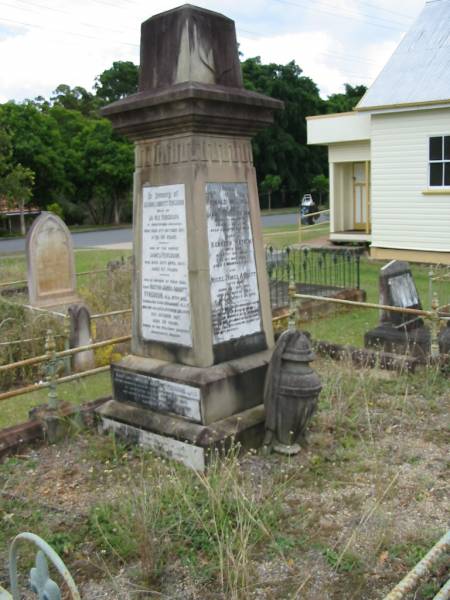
[206,183,262,344]
[113,367,202,422]
[389,273,419,308]
[141,184,192,346]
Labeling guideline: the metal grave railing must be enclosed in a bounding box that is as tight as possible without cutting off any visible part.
[266,245,362,310]
[0,532,80,599]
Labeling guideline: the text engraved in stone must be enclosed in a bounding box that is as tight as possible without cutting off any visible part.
[141,184,192,346]
[101,418,205,471]
[206,183,262,344]
[114,368,201,422]
[389,273,419,308]
[35,223,73,295]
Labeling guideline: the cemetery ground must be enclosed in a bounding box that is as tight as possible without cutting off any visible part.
[1,233,448,598]
[0,240,440,430]
[0,358,448,599]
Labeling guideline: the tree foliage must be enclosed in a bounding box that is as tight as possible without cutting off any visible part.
[94,61,139,104]
[242,57,328,199]
[0,58,367,224]
[326,84,367,114]
[0,128,35,233]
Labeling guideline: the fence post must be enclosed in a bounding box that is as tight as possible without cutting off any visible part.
[43,329,60,411]
[288,274,297,331]
[63,315,71,376]
[430,292,440,360]
[356,251,361,290]
[297,210,302,245]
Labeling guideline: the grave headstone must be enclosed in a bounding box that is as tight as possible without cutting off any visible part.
[97,4,283,468]
[365,260,430,358]
[26,212,79,308]
[68,304,96,372]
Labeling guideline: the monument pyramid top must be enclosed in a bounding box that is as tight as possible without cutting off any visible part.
[139,4,243,91]
[102,4,282,140]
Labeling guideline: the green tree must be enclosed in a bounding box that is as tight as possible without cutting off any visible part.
[0,129,35,234]
[311,174,329,207]
[50,84,99,117]
[242,57,327,203]
[72,119,133,224]
[260,174,282,211]
[326,84,367,114]
[0,102,67,208]
[94,61,139,104]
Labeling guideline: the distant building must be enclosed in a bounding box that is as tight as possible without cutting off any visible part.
[0,198,41,234]
[307,0,450,264]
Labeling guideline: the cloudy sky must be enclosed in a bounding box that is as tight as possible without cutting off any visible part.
[0,0,425,103]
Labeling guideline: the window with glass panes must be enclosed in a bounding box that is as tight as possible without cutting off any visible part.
[429,136,450,187]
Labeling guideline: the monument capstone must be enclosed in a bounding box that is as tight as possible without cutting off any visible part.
[97,4,283,469]
[26,212,79,308]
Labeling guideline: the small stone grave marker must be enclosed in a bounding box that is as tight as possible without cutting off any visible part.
[365,260,430,357]
[26,212,79,308]
[68,304,96,372]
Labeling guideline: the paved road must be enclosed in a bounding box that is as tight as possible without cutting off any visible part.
[0,212,310,255]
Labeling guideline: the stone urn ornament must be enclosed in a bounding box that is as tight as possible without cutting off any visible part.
[264,330,322,455]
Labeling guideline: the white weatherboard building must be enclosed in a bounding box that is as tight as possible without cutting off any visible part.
[307,0,450,264]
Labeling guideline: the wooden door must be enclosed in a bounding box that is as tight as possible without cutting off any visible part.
[353,162,370,231]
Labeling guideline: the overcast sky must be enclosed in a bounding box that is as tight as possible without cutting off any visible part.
[0,0,425,103]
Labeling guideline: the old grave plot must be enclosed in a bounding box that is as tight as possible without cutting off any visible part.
[0,358,448,600]
[0,246,133,431]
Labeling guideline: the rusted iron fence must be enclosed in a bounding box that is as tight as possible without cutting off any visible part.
[281,283,449,359]
[0,332,131,402]
[266,245,362,310]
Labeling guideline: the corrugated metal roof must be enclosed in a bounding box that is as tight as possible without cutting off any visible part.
[357,0,450,110]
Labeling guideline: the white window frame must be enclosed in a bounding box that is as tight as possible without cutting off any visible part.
[429,135,450,188]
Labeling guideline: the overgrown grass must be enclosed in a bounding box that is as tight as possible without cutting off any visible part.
[89,443,284,596]
[0,358,448,598]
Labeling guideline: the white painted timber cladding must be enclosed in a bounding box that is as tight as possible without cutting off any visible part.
[329,141,371,163]
[307,112,371,145]
[371,108,450,252]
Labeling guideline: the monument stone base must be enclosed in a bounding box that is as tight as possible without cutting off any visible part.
[364,324,430,359]
[96,350,271,469]
[97,401,265,471]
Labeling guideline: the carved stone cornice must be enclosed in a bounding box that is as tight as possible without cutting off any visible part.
[102,82,283,141]
[136,135,253,168]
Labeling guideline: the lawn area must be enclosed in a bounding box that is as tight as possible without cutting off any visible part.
[0,239,444,428]
[263,222,329,247]
[0,248,132,283]
[0,372,112,430]
[301,258,434,347]
[0,358,448,599]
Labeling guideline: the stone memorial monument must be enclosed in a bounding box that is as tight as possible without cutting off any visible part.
[364,260,430,358]
[97,4,283,469]
[26,212,79,308]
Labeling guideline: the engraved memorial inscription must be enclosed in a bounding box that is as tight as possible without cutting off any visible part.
[389,273,419,308]
[113,368,201,422]
[141,184,192,346]
[206,183,262,344]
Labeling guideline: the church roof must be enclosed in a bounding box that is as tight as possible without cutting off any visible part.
[357,0,450,111]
